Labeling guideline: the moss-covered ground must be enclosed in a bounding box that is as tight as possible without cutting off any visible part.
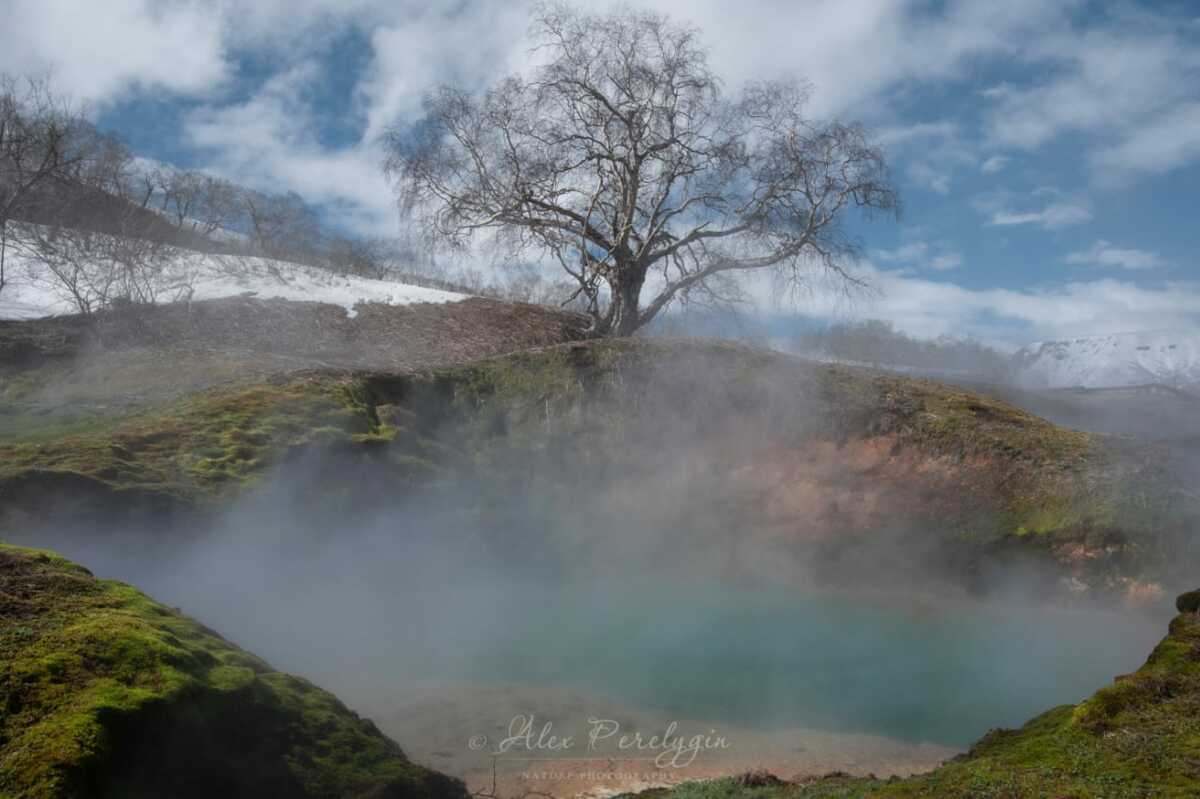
[625,594,1200,799]
[0,543,468,799]
[2,329,1198,797]
[1,338,1192,592]
[0,374,381,509]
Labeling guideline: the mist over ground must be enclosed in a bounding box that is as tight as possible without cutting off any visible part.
[1,0,1198,794]
[11,343,1180,786]
[18,442,1165,761]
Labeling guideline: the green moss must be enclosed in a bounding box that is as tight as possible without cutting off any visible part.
[0,543,466,799]
[0,377,379,507]
[449,345,587,407]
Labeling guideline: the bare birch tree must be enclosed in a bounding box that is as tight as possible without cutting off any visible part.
[24,134,184,315]
[385,3,897,336]
[241,189,322,263]
[151,167,242,239]
[0,75,87,297]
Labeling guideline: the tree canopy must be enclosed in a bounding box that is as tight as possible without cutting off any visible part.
[386,2,898,335]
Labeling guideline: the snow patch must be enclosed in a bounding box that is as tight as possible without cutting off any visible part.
[0,248,468,320]
[1012,329,1200,394]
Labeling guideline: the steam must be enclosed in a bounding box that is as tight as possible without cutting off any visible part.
[23,453,1166,747]
[10,346,1183,766]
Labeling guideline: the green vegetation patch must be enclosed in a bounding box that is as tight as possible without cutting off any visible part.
[0,375,376,507]
[812,361,1179,582]
[2,338,1187,590]
[0,543,467,799]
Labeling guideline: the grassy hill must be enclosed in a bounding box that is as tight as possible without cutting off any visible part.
[1,303,1198,797]
[0,543,467,799]
[1,333,1194,601]
[626,589,1200,798]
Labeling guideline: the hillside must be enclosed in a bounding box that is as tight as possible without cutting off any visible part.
[1012,329,1200,395]
[1,329,1194,602]
[1,302,1197,798]
[0,294,589,442]
[627,588,1200,799]
[984,382,1200,443]
[0,543,467,799]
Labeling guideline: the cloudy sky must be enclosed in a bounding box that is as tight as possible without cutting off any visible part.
[2,0,1198,345]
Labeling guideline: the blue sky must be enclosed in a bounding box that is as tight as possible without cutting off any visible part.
[2,0,1198,345]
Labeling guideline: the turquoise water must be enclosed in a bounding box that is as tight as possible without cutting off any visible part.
[34,526,1166,750]
[427,580,1163,747]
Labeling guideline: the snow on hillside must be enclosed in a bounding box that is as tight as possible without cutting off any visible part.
[0,248,467,321]
[1012,329,1200,394]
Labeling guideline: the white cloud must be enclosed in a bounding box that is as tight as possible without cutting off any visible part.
[929,253,963,271]
[876,121,976,194]
[874,241,962,271]
[2,0,1197,267]
[184,63,396,236]
[876,121,959,147]
[980,20,1200,176]
[989,203,1092,230]
[905,162,953,194]
[0,0,228,104]
[173,0,1069,239]
[876,242,928,263]
[980,155,1009,174]
[355,0,1078,132]
[768,264,1200,346]
[870,274,1200,345]
[358,3,532,138]
[1090,102,1200,176]
[1064,241,1162,271]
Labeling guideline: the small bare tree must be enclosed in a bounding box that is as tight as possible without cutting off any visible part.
[151,167,242,240]
[385,3,897,336]
[0,74,87,297]
[241,189,322,263]
[24,133,182,316]
[324,234,396,277]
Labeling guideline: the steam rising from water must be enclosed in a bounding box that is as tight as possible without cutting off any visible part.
[9,343,1194,790]
[23,453,1166,756]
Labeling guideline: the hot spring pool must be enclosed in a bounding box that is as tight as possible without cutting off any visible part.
[32,527,1167,792]
[391,579,1163,748]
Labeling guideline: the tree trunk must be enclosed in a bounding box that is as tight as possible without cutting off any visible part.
[0,218,7,295]
[609,265,646,337]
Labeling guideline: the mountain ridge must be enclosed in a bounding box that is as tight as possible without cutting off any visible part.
[1012,328,1200,395]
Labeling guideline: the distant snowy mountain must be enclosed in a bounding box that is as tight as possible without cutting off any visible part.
[0,248,468,321]
[1012,329,1200,395]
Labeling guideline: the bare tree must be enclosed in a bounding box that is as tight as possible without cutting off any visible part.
[151,167,242,239]
[324,234,398,277]
[241,189,321,262]
[0,74,87,297]
[24,132,183,315]
[385,3,897,336]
